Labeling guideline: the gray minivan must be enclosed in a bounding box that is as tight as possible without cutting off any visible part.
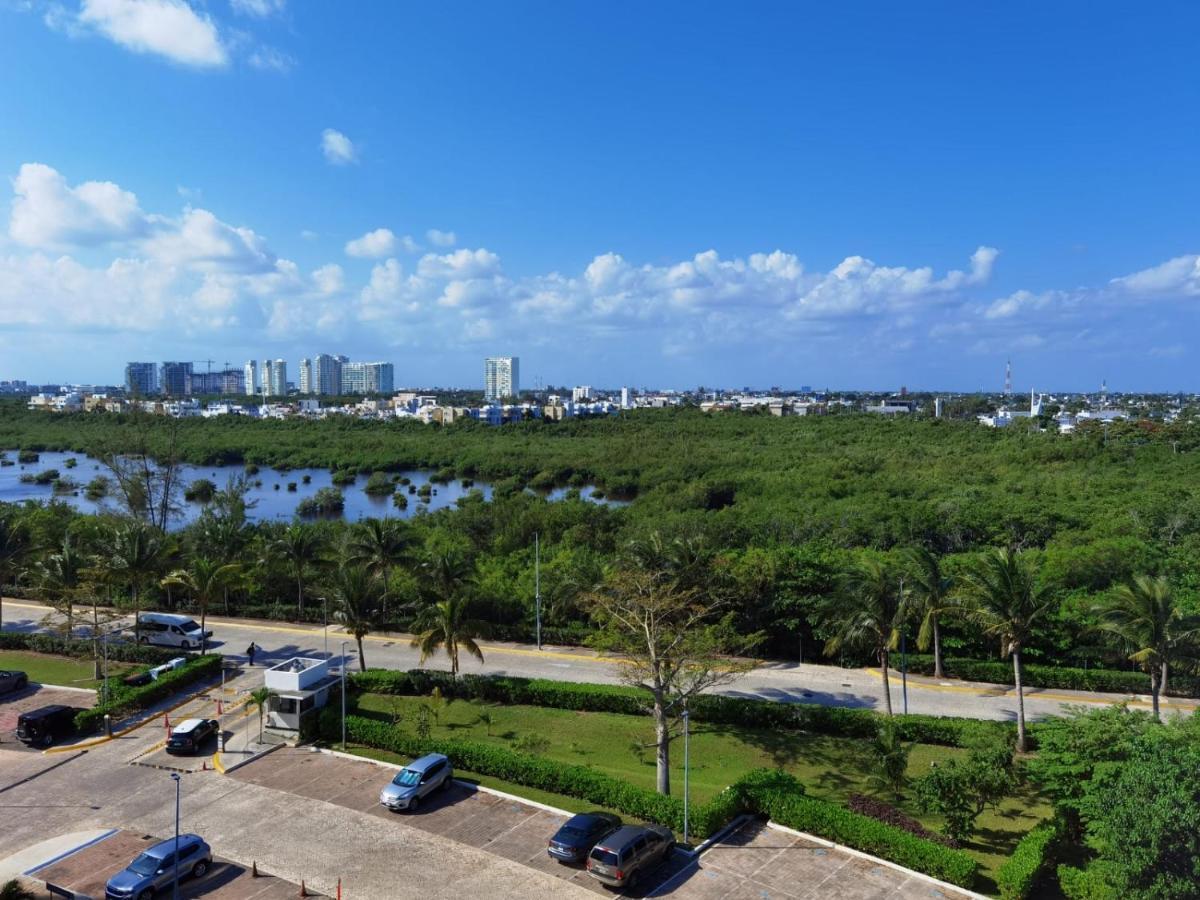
[586,824,675,889]
[378,753,453,812]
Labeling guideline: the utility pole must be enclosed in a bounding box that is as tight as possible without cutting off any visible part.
[534,532,542,651]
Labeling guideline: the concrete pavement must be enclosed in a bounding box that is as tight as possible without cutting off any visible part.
[5,599,1195,722]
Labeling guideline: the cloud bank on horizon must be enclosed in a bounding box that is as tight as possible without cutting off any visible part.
[2,160,1197,388]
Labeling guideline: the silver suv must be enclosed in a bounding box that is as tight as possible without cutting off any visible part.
[379,753,453,812]
[586,824,675,889]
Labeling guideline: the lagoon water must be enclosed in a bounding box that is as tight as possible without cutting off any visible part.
[0,449,620,529]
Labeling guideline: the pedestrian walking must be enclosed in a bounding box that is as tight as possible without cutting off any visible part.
[246,642,258,666]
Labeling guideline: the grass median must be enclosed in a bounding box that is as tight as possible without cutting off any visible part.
[0,649,130,689]
[354,691,1049,891]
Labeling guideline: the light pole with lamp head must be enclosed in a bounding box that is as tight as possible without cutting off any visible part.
[340,639,352,750]
[170,772,181,900]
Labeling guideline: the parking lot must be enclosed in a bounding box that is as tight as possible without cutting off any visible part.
[231,749,978,900]
[230,748,692,896]
[0,683,94,752]
[30,828,325,899]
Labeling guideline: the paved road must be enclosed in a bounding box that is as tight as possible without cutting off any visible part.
[5,599,1193,722]
[0,677,586,900]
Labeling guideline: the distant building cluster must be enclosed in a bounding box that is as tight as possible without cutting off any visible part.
[121,355,394,399]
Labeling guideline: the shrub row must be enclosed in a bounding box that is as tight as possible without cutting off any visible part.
[995,818,1063,900]
[847,793,958,848]
[75,654,223,733]
[331,713,979,889]
[904,654,1200,698]
[350,668,1014,749]
[0,630,180,665]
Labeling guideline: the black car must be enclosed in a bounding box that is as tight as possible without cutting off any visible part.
[166,718,220,755]
[548,812,621,864]
[0,670,29,695]
[16,704,78,748]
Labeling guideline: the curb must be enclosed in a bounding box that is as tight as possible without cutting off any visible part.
[43,676,231,754]
[217,741,283,775]
[765,821,990,900]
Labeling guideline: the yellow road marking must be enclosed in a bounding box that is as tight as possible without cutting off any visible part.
[865,668,1198,711]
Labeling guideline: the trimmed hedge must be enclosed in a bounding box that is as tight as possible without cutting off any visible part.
[996,818,1062,900]
[75,654,222,733]
[330,714,979,889]
[0,631,180,665]
[350,668,1013,749]
[904,654,1200,699]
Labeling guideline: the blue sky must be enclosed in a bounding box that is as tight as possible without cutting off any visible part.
[1,1,1198,391]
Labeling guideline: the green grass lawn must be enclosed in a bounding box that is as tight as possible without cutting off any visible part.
[355,692,1050,892]
[0,650,129,689]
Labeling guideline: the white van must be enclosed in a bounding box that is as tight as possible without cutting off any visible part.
[136,613,212,650]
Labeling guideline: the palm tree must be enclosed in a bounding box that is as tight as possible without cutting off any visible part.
[328,564,385,670]
[161,557,241,653]
[246,686,276,744]
[957,547,1055,751]
[102,521,164,641]
[195,512,247,615]
[270,524,324,617]
[0,515,31,631]
[411,595,486,678]
[1092,575,1200,721]
[904,547,955,679]
[34,533,88,638]
[417,548,473,605]
[820,558,905,715]
[346,519,412,619]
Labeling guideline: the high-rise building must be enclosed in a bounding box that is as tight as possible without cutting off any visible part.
[260,359,272,395]
[270,359,287,396]
[340,362,394,395]
[572,385,593,403]
[189,369,245,395]
[315,353,342,395]
[620,387,630,409]
[244,360,257,396]
[124,362,157,396]
[484,356,519,402]
[159,362,193,398]
[298,358,313,395]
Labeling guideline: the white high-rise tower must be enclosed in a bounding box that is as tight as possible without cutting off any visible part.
[484,356,519,402]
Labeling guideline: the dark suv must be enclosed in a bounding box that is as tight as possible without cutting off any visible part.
[16,705,78,748]
[166,719,219,755]
[586,824,674,889]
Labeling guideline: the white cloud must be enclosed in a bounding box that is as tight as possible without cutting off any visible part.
[344,227,395,259]
[142,207,274,272]
[10,162,145,247]
[416,247,501,280]
[247,45,294,72]
[230,0,285,16]
[1111,254,1200,297]
[312,263,344,295]
[77,0,228,68]
[426,228,456,248]
[399,234,422,253]
[321,128,357,165]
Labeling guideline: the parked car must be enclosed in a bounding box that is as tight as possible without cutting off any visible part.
[548,812,622,864]
[166,718,219,755]
[586,824,675,889]
[0,669,29,695]
[378,753,453,812]
[16,704,78,748]
[104,834,212,900]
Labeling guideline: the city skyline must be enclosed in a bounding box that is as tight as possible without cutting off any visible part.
[2,5,1199,390]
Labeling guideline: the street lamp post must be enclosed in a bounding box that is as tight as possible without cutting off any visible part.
[901,631,909,716]
[340,639,351,750]
[682,706,690,846]
[170,773,181,900]
[534,532,541,651]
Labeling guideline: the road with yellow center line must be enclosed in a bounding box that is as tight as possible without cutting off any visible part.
[5,599,1194,721]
